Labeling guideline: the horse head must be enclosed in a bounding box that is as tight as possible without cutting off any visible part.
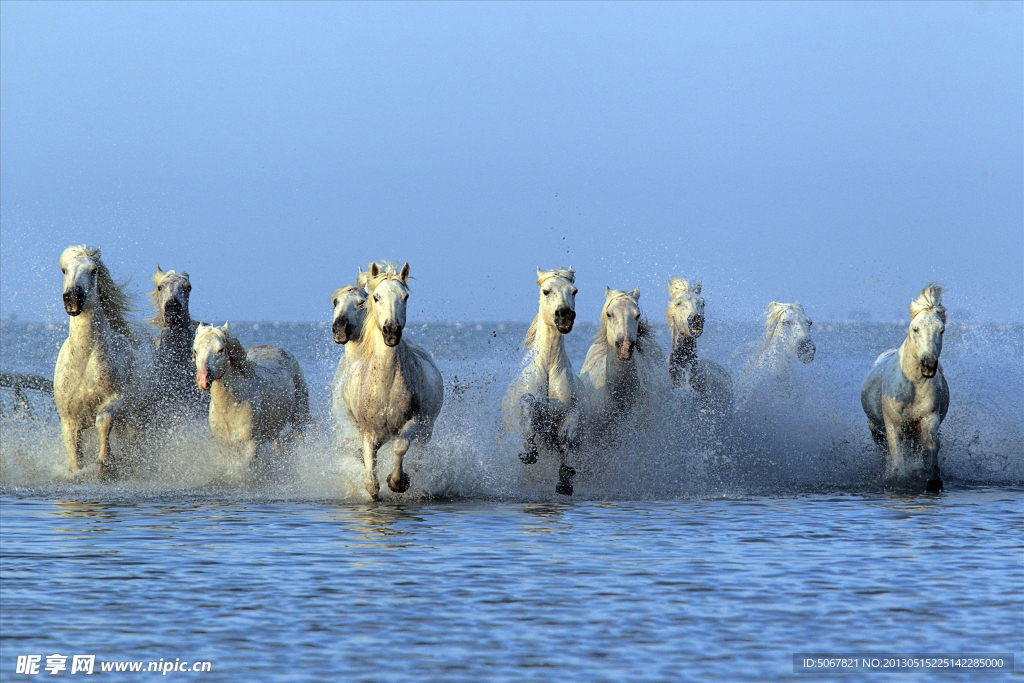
[330,285,367,345]
[765,301,815,364]
[667,277,705,341]
[537,266,577,334]
[601,287,642,361]
[907,284,945,378]
[366,262,410,348]
[150,265,192,328]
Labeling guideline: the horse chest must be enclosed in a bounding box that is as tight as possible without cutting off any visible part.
[361,362,416,428]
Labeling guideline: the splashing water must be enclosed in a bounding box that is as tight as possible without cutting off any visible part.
[2,320,1021,501]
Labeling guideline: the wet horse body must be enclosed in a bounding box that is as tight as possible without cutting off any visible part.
[503,267,582,495]
[54,245,154,475]
[861,285,949,491]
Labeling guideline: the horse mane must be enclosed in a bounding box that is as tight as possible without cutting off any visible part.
[667,276,700,300]
[60,245,136,341]
[330,284,363,304]
[909,284,946,323]
[764,301,806,340]
[147,267,190,328]
[356,261,410,359]
[523,267,575,348]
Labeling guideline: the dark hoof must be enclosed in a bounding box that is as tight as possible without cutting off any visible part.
[926,478,943,493]
[98,461,116,481]
[555,465,575,496]
[387,471,411,493]
[519,444,539,465]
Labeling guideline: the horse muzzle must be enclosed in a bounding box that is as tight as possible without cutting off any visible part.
[920,356,938,378]
[688,315,705,338]
[332,318,352,344]
[797,339,816,364]
[196,369,211,391]
[616,339,634,361]
[382,323,403,347]
[553,308,576,334]
[163,299,185,326]
[62,287,85,316]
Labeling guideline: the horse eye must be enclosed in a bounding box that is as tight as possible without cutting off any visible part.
[571,288,578,296]
[940,329,945,334]
[332,299,338,307]
[60,267,66,274]
[373,295,380,303]
[402,293,409,302]
[913,327,919,333]
[542,290,550,296]
[606,312,612,318]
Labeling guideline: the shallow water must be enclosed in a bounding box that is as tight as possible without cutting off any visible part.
[1,491,1021,681]
[1,321,1022,679]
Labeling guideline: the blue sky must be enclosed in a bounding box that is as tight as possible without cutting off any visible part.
[1,1,1021,323]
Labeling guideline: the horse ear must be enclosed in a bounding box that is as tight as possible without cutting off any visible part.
[536,266,544,283]
[694,282,702,295]
[370,263,380,278]
[400,262,410,283]
[222,321,230,332]
[631,287,641,302]
[156,264,164,277]
[605,286,611,298]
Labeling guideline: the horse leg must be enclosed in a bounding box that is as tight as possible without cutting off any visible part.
[362,435,381,501]
[920,416,943,492]
[554,442,575,496]
[867,420,887,451]
[387,417,416,494]
[95,394,124,479]
[882,415,906,482]
[62,421,83,472]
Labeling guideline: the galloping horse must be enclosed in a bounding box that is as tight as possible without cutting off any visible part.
[665,277,733,417]
[861,285,950,491]
[193,323,310,468]
[343,262,444,500]
[502,267,583,495]
[579,286,668,438]
[149,266,207,424]
[54,245,154,475]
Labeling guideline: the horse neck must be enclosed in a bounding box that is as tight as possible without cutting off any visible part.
[604,337,639,387]
[211,360,254,407]
[668,332,696,384]
[367,328,408,377]
[67,305,111,351]
[155,316,193,356]
[531,320,569,376]
[898,336,923,382]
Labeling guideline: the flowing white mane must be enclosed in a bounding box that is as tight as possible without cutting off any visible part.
[330,284,363,303]
[667,276,700,300]
[909,284,945,323]
[524,267,575,348]
[60,245,136,341]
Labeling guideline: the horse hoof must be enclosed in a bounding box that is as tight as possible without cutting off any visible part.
[555,465,575,496]
[387,471,411,493]
[365,481,380,500]
[926,478,943,493]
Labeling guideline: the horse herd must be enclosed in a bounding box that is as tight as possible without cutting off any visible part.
[50,245,951,499]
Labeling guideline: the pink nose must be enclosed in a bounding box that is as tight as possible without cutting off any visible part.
[618,340,633,361]
[196,369,210,390]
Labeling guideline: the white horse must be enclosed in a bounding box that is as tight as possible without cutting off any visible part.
[861,285,950,491]
[343,262,444,500]
[665,277,733,417]
[502,267,583,495]
[149,265,207,424]
[579,286,669,437]
[54,245,154,476]
[193,323,310,468]
[734,301,815,410]
[329,266,370,461]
